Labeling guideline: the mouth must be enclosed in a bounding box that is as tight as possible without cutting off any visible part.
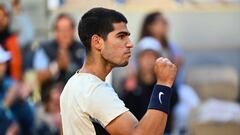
[126,53,131,58]
[124,51,131,57]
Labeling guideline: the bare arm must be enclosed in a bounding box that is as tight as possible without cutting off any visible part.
[106,110,167,135]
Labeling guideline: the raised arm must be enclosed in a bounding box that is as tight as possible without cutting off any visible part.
[106,57,177,135]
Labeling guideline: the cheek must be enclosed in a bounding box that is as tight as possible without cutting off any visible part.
[104,40,123,57]
[102,46,119,63]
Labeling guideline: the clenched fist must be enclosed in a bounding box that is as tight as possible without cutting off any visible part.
[154,57,177,87]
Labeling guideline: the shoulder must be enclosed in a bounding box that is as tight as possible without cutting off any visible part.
[90,82,123,108]
[87,82,129,127]
[64,73,105,94]
[95,82,114,90]
[39,40,58,59]
[39,40,56,50]
[75,74,116,98]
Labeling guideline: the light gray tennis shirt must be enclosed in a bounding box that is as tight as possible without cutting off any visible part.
[60,73,128,135]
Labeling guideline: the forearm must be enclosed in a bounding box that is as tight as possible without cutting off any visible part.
[134,84,171,135]
[106,58,176,135]
[134,110,167,135]
[130,84,171,135]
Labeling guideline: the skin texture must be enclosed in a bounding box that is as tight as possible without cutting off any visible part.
[79,21,177,135]
[80,22,132,80]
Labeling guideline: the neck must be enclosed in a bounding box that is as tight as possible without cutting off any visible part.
[79,53,113,81]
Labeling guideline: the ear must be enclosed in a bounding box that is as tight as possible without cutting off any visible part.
[91,34,103,51]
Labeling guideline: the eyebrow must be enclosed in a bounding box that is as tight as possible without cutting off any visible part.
[116,31,131,36]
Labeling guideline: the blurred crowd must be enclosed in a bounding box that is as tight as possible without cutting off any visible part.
[118,12,199,135]
[1,0,240,135]
[0,0,85,134]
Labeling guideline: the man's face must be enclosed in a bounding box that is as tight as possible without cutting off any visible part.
[55,18,75,48]
[101,22,133,67]
[0,63,6,79]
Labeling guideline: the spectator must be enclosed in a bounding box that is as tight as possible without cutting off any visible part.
[11,0,35,48]
[33,13,85,102]
[139,11,185,87]
[0,2,22,81]
[138,11,182,133]
[0,46,19,135]
[10,81,35,135]
[0,45,35,135]
[11,0,35,70]
[139,12,200,135]
[35,83,62,135]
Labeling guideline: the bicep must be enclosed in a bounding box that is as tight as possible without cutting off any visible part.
[105,111,139,135]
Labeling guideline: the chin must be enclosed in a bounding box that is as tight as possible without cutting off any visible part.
[114,61,129,67]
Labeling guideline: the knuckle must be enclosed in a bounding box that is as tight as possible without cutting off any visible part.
[163,58,168,62]
[157,57,163,61]
[173,64,177,69]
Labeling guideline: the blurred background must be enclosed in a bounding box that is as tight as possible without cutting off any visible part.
[0,0,240,135]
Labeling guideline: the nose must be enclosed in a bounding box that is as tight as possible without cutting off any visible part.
[126,40,133,48]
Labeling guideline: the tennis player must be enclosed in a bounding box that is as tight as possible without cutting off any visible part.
[60,7,177,135]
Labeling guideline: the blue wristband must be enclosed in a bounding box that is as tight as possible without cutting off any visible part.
[148,85,172,114]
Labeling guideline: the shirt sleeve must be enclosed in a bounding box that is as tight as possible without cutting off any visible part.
[33,48,49,70]
[87,83,129,127]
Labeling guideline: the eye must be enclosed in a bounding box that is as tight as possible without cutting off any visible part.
[118,35,125,39]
